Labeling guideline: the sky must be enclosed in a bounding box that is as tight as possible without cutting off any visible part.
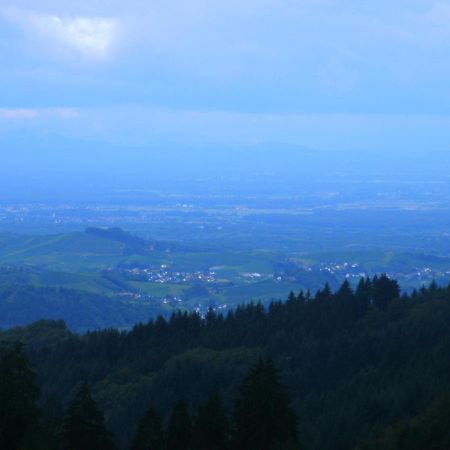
[1,0,450,151]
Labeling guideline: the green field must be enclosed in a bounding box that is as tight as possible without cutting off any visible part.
[0,227,449,331]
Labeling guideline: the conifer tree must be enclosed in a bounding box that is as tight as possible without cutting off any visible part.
[297,291,306,305]
[287,291,297,304]
[335,279,357,323]
[131,406,164,450]
[233,359,299,450]
[355,277,371,317]
[166,401,192,450]
[316,283,332,302]
[190,393,229,450]
[372,274,400,310]
[337,279,353,299]
[0,343,39,450]
[37,395,63,450]
[60,382,117,450]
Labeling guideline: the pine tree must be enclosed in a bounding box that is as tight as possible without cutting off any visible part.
[336,279,353,300]
[37,395,63,450]
[316,283,332,302]
[355,277,371,317]
[0,343,39,450]
[131,406,164,450]
[297,291,306,305]
[166,401,192,450]
[372,274,400,310]
[233,359,299,450]
[190,393,229,450]
[60,382,117,450]
[287,291,297,304]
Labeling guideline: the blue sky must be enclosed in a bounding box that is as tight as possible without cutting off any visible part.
[1,0,450,151]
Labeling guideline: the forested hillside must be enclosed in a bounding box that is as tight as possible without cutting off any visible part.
[2,276,450,449]
[0,284,165,331]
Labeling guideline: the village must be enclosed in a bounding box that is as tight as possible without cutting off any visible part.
[118,265,218,284]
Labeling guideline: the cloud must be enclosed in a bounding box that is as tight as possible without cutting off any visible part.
[0,108,80,120]
[1,0,450,116]
[2,7,120,60]
[31,15,118,58]
[0,109,38,119]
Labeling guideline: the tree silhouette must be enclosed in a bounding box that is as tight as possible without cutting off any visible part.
[190,393,229,450]
[233,359,299,450]
[372,274,400,310]
[0,343,39,450]
[166,401,192,450]
[60,382,117,450]
[131,406,164,450]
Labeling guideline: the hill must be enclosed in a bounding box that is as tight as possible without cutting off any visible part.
[0,284,168,332]
[0,228,176,272]
[0,228,347,322]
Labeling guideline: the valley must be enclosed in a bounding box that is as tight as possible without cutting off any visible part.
[0,221,449,332]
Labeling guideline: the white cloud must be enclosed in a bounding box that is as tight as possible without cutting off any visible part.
[0,109,38,119]
[2,7,119,60]
[31,15,118,58]
[0,108,80,120]
[1,0,450,112]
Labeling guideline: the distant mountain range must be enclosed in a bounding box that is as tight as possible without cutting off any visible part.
[2,132,450,203]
